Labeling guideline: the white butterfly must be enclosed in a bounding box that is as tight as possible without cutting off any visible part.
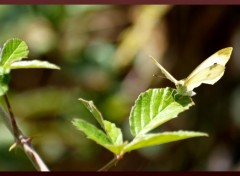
[151,47,233,96]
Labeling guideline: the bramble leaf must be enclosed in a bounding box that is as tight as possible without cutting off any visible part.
[79,98,123,145]
[10,60,60,70]
[129,88,194,137]
[123,131,208,153]
[72,119,125,154]
[0,38,29,67]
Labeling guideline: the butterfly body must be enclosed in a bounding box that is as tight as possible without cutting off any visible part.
[151,47,233,96]
[176,80,196,96]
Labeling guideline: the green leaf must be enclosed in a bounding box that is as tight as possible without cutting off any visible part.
[79,98,106,131]
[0,38,60,96]
[129,88,194,137]
[103,120,123,145]
[72,118,112,146]
[123,131,208,153]
[10,60,60,70]
[0,38,29,67]
[79,98,123,145]
[0,74,10,96]
[72,118,125,154]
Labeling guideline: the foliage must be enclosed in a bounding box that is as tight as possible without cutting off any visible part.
[0,38,60,171]
[0,38,59,96]
[72,88,207,159]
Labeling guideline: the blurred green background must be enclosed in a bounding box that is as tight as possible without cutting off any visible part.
[0,5,240,171]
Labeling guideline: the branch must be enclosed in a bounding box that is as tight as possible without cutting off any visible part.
[0,95,49,171]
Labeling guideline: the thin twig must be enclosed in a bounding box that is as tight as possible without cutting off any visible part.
[3,94,21,139]
[98,155,121,171]
[0,94,49,171]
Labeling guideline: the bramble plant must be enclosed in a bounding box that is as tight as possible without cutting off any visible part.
[72,89,207,171]
[72,47,232,171]
[0,38,59,171]
[0,38,232,171]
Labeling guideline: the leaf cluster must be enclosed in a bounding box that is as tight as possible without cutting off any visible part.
[0,38,60,96]
[73,88,208,158]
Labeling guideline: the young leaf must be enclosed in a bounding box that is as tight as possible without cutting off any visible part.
[72,118,112,145]
[129,88,194,137]
[10,60,60,70]
[72,119,125,154]
[79,98,123,145]
[0,38,29,67]
[123,131,208,153]
[103,120,123,145]
[0,38,60,96]
[78,98,105,130]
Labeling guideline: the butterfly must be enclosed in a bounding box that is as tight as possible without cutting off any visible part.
[150,47,233,96]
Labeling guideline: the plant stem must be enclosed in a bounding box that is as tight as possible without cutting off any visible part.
[0,94,49,171]
[3,94,21,138]
[98,155,121,171]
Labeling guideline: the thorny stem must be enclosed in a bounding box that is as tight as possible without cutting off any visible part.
[1,94,49,171]
[3,94,21,138]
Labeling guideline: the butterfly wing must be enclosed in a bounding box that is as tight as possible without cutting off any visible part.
[186,47,232,79]
[150,47,232,96]
[150,56,178,85]
[183,64,225,91]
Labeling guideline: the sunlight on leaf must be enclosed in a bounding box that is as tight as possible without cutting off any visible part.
[78,98,123,145]
[72,119,112,146]
[78,98,106,131]
[10,60,60,70]
[129,88,194,137]
[103,120,123,145]
[72,119,125,154]
[123,131,208,153]
[0,38,60,96]
[0,38,29,67]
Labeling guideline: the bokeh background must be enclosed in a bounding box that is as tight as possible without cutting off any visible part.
[0,5,240,171]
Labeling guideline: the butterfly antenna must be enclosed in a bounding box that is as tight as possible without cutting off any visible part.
[153,74,167,80]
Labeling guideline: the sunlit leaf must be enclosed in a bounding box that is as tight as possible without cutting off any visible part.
[103,120,123,145]
[123,131,208,153]
[0,38,60,96]
[72,118,125,154]
[129,88,194,137]
[10,60,60,70]
[79,98,105,131]
[79,98,123,145]
[0,38,29,67]
[72,118,112,145]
